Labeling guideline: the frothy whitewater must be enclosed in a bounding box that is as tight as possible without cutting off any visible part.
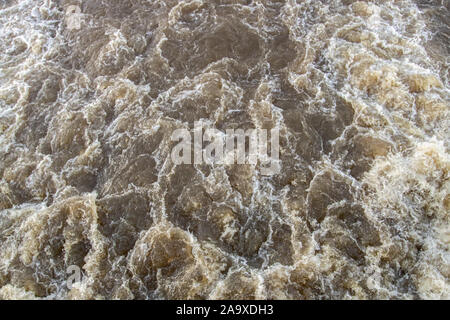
[0,0,448,299]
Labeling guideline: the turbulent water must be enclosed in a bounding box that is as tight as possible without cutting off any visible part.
[0,0,448,300]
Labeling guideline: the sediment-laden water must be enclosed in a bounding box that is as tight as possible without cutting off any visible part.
[0,0,448,299]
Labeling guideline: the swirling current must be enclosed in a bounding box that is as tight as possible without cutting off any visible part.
[0,0,448,299]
